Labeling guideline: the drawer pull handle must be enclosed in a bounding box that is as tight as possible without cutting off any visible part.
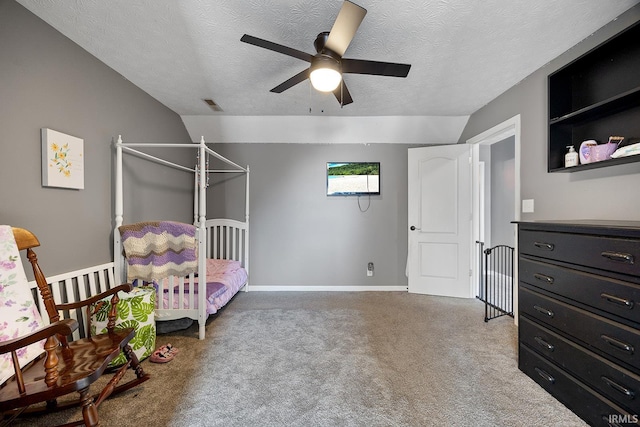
[534,367,555,384]
[534,242,555,251]
[533,305,554,318]
[601,293,634,309]
[534,336,555,352]
[601,376,635,399]
[601,335,635,354]
[601,251,635,264]
[533,273,554,285]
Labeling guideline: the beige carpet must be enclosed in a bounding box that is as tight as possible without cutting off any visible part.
[9,292,586,426]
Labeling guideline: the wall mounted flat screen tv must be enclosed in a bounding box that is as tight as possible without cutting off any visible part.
[327,162,380,196]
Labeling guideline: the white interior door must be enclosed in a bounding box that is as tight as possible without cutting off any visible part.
[407,145,473,298]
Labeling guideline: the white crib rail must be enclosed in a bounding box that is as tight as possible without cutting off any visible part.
[204,218,249,273]
[154,274,200,322]
[29,262,117,341]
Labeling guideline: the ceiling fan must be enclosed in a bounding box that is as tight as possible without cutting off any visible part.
[240,0,411,106]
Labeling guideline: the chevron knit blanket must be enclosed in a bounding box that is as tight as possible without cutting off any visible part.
[119,221,197,282]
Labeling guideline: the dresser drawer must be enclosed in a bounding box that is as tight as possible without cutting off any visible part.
[519,344,639,426]
[520,316,640,412]
[519,230,640,276]
[520,257,640,324]
[520,286,640,368]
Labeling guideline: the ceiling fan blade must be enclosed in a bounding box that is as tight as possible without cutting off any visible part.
[325,1,367,56]
[342,58,411,77]
[333,80,353,106]
[241,34,314,63]
[270,69,310,93]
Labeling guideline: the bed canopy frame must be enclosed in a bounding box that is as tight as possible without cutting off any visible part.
[114,135,249,339]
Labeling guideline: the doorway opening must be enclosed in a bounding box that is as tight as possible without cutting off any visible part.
[467,115,521,320]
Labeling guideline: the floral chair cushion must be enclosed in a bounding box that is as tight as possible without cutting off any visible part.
[90,286,156,367]
[0,226,46,385]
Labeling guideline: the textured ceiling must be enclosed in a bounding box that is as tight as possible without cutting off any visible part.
[16,0,640,117]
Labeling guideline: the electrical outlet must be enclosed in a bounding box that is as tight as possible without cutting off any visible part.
[367,262,374,277]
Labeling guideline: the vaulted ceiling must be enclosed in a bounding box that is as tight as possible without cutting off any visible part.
[17,0,639,120]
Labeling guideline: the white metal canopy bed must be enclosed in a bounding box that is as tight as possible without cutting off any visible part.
[114,136,249,340]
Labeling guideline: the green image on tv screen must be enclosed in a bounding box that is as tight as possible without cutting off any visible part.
[327,162,380,196]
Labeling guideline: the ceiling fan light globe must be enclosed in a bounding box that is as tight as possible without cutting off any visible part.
[310,67,342,92]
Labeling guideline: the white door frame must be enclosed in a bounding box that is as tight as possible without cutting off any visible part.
[466,115,521,322]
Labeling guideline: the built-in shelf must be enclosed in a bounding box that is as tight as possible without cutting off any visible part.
[552,153,640,173]
[548,21,640,173]
[549,86,640,126]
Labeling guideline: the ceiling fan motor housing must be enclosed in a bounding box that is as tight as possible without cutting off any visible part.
[310,54,342,73]
[314,31,330,53]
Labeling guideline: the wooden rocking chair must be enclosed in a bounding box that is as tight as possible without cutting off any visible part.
[0,227,149,426]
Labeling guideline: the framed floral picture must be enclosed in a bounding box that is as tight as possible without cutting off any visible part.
[41,128,84,189]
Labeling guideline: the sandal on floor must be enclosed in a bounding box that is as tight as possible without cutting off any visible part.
[150,343,179,363]
[164,343,179,355]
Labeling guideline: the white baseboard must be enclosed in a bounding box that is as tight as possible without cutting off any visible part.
[247,285,408,292]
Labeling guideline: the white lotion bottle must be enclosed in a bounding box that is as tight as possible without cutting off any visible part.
[565,145,579,167]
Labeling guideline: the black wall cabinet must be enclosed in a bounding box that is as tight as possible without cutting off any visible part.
[548,22,640,172]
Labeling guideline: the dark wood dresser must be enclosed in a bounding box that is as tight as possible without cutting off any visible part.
[516,221,640,426]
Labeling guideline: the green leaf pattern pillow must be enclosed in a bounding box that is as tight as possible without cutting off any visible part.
[90,286,156,367]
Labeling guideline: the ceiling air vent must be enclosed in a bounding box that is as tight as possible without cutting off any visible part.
[204,98,223,112]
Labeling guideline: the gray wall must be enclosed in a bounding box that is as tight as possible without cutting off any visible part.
[0,0,410,288]
[13,0,634,288]
[459,5,640,221]
[490,137,515,247]
[208,143,409,287]
[0,0,193,276]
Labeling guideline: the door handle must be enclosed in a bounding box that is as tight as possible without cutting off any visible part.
[410,226,421,231]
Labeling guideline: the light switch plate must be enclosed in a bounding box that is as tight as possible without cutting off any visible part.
[522,199,534,213]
